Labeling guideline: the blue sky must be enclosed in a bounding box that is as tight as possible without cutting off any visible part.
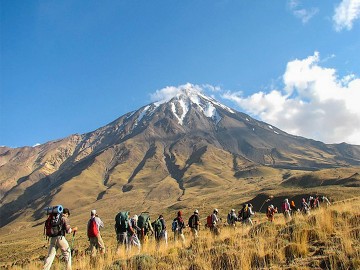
[1,0,360,147]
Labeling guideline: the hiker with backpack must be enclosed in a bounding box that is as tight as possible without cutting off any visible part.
[129,214,141,252]
[266,205,278,222]
[320,195,331,207]
[239,204,255,226]
[115,211,134,252]
[209,208,220,235]
[227,209,238,227]
[87,209,105,257]
[153,215,167,245]
[188,209,201,238]
[282,199,291,221]
[300,198,310,215]
[137,212,154,244]
[172,211,186,245]
[290,200,297,216]
[43,207,78,270]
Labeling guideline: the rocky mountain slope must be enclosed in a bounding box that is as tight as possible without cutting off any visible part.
[1,87,360,228]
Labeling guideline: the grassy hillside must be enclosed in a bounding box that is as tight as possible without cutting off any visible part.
[1,197,359,270]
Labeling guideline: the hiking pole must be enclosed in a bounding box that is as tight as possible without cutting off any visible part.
[70,231,76,255]
[259,196,274,212]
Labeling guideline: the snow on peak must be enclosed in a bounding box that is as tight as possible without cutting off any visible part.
[151,83,234,125]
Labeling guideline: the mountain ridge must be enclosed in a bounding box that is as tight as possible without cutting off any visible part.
[1,87,360,228]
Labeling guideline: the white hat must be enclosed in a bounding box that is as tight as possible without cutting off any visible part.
[194,209,199,214]
[231,209,235,212]
[91,209,96,215]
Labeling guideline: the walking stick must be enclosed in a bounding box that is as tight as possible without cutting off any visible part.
[70,231,76,255]
[259,196,274,212]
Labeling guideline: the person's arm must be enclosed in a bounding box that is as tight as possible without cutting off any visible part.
[97,217,104,228]
[63,217,77,234]
[161,219,166,230]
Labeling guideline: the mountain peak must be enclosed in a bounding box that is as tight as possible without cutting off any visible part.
[149,84,234,125]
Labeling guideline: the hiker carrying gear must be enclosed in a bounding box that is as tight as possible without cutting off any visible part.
[320,195,331,207]
[266,205,278,222]
[309,196,316,209]
[153,215,168,245]
[43,207,78,270]
[227,209,238,227]
[239,204,254,226]
[300,198,310,215]
[282,199,291,221]
[115,211,134,252]
[290,200,297,215]
[188,209,201,239]
[87,209,105,257]
[136,212,154,244]
[173,211,186,245]
[210,208,220,235]
[129,215,141,252]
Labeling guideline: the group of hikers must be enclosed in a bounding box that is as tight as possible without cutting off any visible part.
[270,195,332,222]
[42,194,331,270]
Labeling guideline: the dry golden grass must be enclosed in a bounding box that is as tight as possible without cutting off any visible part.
[1,198,359,270]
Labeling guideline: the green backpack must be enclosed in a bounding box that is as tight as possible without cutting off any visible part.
[153,218,163,235]
[137,212,150,229]
[115,211,129,233]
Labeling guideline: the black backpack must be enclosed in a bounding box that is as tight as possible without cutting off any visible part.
[188,214,197,228]
[44,213,63,237]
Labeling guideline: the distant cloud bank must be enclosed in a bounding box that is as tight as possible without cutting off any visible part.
[222,52,360,145]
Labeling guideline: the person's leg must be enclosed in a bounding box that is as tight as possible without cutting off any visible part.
[97,234,106,254]
[180,233,185,246]
[43,237,57,270]
[89,237,97,257]
[58,236,71,270]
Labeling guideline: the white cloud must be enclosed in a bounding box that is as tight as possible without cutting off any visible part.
[287,0,319,24]
[222,52,360,145]
[150,83,204,103]
[333,0,360,31]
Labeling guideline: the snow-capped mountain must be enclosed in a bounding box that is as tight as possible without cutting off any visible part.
[1,86,360,227]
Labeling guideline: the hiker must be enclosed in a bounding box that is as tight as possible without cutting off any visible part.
[282,199,291,221]
[239,204,255,226]
[314,196,320,208]
[137,212,154,244]
[227,209,238,227]
[115,211,134,252]
[188,209,201,238]
[309,196,316,209]
[153,215,167,245]
[129,215,141,252]
[290,200,297,215]
[43,207,78,270]
[320,195,331,207]
[210,208,220,235]
[172,211,186,245]
[87,209,105,257]
[300,198,310,215]
[266,205,278,222]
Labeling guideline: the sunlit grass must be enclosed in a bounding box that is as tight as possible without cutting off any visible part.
[1,199,359,270]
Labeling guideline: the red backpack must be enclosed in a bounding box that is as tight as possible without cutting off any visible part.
[206,215,213,228]
[87,217,99,238]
